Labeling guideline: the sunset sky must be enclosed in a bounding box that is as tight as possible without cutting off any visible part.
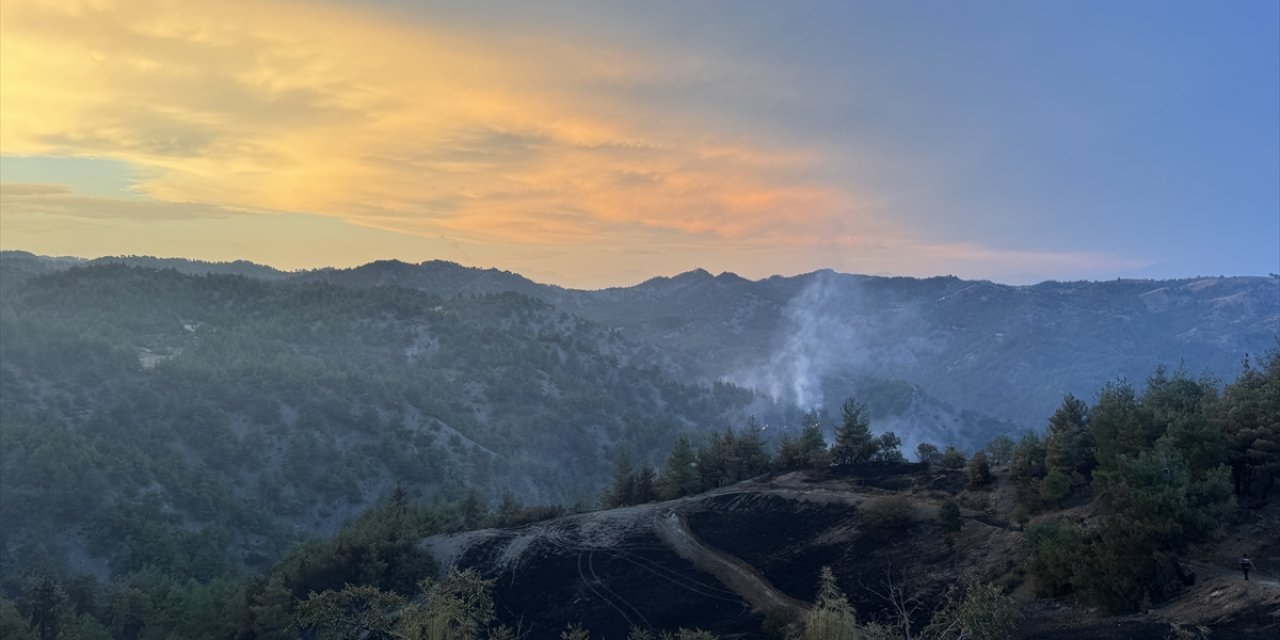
[2,0,1277,288]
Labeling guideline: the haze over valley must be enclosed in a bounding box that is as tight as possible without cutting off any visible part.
[2,1,1278,638]
[1,251,1277,638]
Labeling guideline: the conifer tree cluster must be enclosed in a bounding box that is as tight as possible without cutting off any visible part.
[602,401,908,508]
[1017,354,1280,612]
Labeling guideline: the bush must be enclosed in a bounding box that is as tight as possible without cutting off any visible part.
[1025,517,1082,597]
[864,495,916,530]
[966,451,993,488]
[940,446,967,469]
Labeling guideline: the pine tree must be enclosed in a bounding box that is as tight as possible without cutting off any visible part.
[983,435,1015,466]
[777,432,805,471]
[1044,395,1095,491]
[1088,381,1150,476]
[632,465,657,504]
[1010,433,1047,509]
[658,436,700,499]
[802,567,859,640]
[732,418,772,480]
[797,412,830,468]
[697,432,731,489]
[22,576,68,640]
[601,453,637,508]
[831,399,874,465]
[1039,468,1071,508]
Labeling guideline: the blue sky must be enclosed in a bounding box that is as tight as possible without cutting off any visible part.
[1,0,1276,286]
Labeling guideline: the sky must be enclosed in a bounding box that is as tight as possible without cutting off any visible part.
[1,0,1277,288]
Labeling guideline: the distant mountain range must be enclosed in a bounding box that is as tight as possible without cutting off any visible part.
[8,250,1274,431]
[1,250,1275,581]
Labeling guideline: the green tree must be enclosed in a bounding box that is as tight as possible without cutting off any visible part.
[1213,351,1279,499]
[601,453,637,508]
[0,598,36,640]
[965,451,992,489]
[294,585,405,640]
[697,433,732,489]
[296,567,506,640]
[1075,441,1234,612]
[658,436,700,499]
[920,576,1021,640]
[632,465,658,504]
[1088,381,1151,476]
[802,567,859,640]
[793,412,834,468]
[1039,468,1071,508]
[1024,517,1083,596]
[831,400,874,465]
[871,432,905,463]
[21,576,70,640]
[562,623,591,640]
[412,568,500,640]
[915,442,941,465]
[1044,395,1095,491]
[939,446,966,469]
[1010,433,1047,510]
[983,435,1015,466]
[731,418,773,481]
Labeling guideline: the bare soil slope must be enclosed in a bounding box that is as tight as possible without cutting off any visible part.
[422,465,1278,639]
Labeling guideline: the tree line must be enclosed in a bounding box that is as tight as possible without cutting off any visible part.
[1011,354,1278,612]
[600,399,907,509]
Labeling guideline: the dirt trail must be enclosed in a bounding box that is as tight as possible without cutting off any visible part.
[1145,559,1280,634]
[1185,560,1280,589]
[653,508,807,616]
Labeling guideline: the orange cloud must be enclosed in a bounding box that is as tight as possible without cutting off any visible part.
[0,0,1152,284]
[1,0,865,250]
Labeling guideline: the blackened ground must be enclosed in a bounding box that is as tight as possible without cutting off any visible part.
[686,493,850,602]
[686,468,952,628]
[1016,600,1279,640]
[452,526,761,639]
[423,466,1278,639]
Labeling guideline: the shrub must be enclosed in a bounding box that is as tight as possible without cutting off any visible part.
[864,495,916,530]
[966,451,993,488]
[940,446,967,469]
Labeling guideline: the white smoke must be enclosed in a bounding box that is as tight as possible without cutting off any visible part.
[728,271,864,410]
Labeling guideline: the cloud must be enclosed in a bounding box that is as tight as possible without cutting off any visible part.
[1,183,70,196]
[0,0,860,248]
[0,182,245,221]
[0,0,1152,283]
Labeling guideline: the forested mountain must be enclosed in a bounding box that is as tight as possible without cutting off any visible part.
[11,251,1274,441]
[560,269,1279,428]
[0,263,755,581]
[299,260,1279,429]
[0,252,1277,639]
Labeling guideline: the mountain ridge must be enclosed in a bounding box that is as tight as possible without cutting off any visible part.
[5,250,1276,431]
[8,249,1278,290]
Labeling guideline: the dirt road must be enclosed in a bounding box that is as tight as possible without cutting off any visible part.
[1186,560,1280,589]
[653,508,807,616]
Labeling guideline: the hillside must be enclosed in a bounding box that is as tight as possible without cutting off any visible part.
[11,252,1276,447]
[424,465,1279,639]
[240,257,1280,431]
[0,253,1276,639]
[266,254,1280,430]
[561,270,1279,428]
[0,264,756,579]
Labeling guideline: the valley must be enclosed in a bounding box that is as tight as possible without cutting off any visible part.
[0,252,1276,639]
